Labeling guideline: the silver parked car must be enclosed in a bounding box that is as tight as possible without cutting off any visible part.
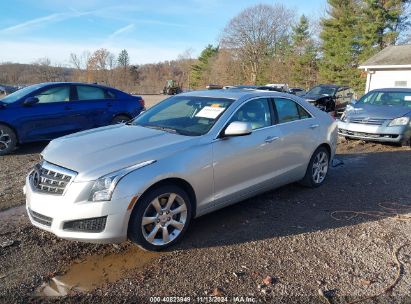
[338,88,411,146]
[24,90,337,251]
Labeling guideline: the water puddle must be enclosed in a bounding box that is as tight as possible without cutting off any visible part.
[35,246,160,297]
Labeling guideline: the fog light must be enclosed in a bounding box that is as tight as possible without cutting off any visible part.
[63,216,107,232]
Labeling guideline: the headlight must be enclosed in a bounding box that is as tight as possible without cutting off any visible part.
[345,104,354,111]
[388,117,410,127]
[89,160,156,202]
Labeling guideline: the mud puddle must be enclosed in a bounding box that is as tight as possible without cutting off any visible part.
[35,245,160,297]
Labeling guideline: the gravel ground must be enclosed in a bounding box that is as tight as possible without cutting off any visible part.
[1,135,411,303]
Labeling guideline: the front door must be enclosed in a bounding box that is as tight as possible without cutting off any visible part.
[20,85,76,141]
[212,97,284,207]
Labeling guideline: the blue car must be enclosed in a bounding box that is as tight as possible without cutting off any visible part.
[0,82,145,155]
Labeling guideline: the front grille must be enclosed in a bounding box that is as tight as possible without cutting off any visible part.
[339,128,399,139]
[30,161,77,195]
[350,117,386,125]
[63,216,107,233]
[28,208,53,227]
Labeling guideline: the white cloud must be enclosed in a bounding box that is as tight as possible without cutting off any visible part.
[0,11,91,34]
[107,24,135,40]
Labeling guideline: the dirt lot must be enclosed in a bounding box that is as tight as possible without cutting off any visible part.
[1,129,411,303]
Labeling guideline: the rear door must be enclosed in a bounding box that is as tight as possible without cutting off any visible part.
[19,85,76,141]
[335,87,352,113]
[69,85,115,129]
[271,97,319,179]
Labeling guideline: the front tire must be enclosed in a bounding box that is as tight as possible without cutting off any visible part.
[0,124,17,156]
[128,185,192,251]
[300,146,330,188]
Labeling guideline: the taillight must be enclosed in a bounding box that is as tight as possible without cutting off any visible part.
[139,98,145,108]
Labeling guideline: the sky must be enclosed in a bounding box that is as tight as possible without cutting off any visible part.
[0,0,327,66]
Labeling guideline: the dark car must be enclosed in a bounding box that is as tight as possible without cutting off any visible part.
[302,84,354,116]
[0,82,145,155]
[288,87,306,96]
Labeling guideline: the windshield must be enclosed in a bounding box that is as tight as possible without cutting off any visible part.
[0,84,43,104]
[357,91,411,108]
[131,96,234,136]
[307,86,337,97]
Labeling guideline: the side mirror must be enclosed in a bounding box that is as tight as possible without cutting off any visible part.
[351,99,357,105]
[223,121,252,137]
[23,97,39,106]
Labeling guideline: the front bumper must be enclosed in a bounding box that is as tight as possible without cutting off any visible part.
[337,120,406,143]
[24,174,133,244]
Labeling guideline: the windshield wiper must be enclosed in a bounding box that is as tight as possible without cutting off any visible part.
[143,125,181,134]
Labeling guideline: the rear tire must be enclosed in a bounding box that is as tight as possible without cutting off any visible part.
[0,124,17,156]
[112,115,130,124]
[128,185,192,251]
[299,146,330,188]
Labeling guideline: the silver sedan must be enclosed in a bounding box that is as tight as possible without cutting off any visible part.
[25,89,337,251]
[338,88,411,146]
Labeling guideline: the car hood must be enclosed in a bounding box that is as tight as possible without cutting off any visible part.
[42,124,199,181]
[346,104,411,120]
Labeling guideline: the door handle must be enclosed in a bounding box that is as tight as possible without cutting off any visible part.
[107,103,113,107]
[64,106,72,110]
[309,124,320,129]
[264,136,279,143]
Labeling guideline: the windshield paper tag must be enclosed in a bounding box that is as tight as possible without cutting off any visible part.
[405,96,411,101]
[196,106,225,119]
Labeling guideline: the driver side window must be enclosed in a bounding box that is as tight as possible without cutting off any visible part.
[230,98,271,130]
[35,86,70,103]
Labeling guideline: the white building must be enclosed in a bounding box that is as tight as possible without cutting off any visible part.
[359,44,411,93]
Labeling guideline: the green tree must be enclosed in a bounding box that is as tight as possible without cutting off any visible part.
[320,0,364,93]
[117,49,130,69]
[290,15,318,89]
[320,0,410,94]
[190,45,219,88]
[359,0,410,60]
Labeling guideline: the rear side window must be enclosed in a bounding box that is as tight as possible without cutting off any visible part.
[274,98,311,123]
[35,86,70,103]
[76,86,107,100]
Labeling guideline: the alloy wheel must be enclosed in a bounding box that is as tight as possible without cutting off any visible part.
[0,129,11,152]
[141,192,188,246]
[312,151,329,184]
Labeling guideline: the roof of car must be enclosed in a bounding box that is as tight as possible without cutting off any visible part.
[38,82,117,90]
[371,88,411,92]
[179,89,293,100]
[314,84,349,89]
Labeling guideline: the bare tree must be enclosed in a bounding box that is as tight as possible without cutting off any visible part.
[220,4,295,84]
[177,48,194,89]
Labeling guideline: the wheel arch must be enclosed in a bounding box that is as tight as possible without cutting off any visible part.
[0,121,19,143]
[318,142,331,159]
[133,177,197,218]
[112,112,132,120]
